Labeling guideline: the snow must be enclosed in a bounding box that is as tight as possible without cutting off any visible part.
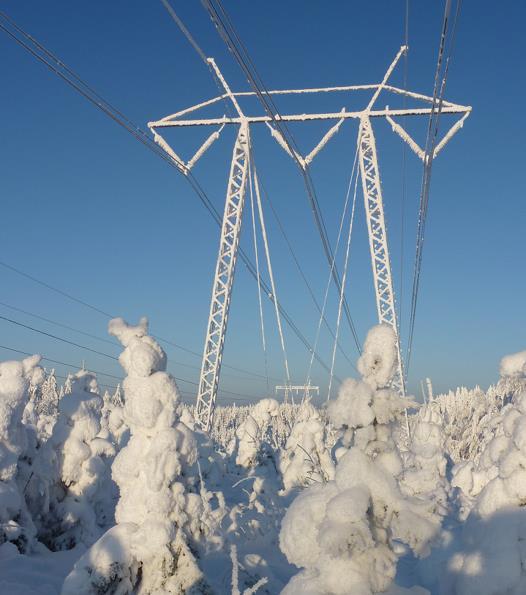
[235,398,279,468]
[500,349,526,379]
[279,401,334,490]
[0,355,42,552]
[356,323,398,389]
[63,317,216,594]
[1,325,526,594]
[279,325,432,595]
[29,370,116,551]
[0,543,81,595]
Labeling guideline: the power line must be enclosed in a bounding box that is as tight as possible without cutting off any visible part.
[0,314,119,361]
[327,154,359,400]
[0,300,119,347]
[159,0,208,63]
[258,170,354,368]
[199,0,362,354]
[406,0,462,372]
[0,11,334,380]
[52,374,120,393]
[0,335,238,396]
[0,259,278,380]
[399,0,410,335]
[0,344,122,381]
[0,314,199,387]
[0,259,113,318]
[0,300,271,382]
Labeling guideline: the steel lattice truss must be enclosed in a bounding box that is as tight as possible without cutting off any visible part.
[194,124,250,431]
[358,116,405,395]
[149,46,471,431]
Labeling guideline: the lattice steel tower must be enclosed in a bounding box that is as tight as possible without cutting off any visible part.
[149,47,471,431]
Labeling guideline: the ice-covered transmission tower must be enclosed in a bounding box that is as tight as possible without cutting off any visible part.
[149,46,471,432]
[275,384,320,404]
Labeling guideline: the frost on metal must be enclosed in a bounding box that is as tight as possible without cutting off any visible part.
[148,46,471,431]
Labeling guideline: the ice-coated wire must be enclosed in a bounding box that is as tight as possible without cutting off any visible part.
[306,142,360,385]
[251,157,291,387]
[248,158,270,394]
[201,0,362,354]
[0,9,345,382]
[327,163,359,401]
[406,0,461,373]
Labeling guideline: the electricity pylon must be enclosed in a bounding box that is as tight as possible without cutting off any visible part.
[275,384,320,404]
[149,47,471,432]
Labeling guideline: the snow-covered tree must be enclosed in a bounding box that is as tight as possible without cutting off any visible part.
[98,384,128,451]
[0,354,43,552]
[32,370,115,551]
[445,348,526,594]
[23,368,59,440]
[235,398,279,469]
[279,325,437,595]
[400,404,449,523]
[419,366,525,466]
[63,317,224,595]
[225,398,291,592]
[279,401,334,491]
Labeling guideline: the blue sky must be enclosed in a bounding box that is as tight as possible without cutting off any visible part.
[0,1,525,403]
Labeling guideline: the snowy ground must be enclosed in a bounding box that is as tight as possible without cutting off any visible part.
[1,319,526,594]
[0,543,82,595]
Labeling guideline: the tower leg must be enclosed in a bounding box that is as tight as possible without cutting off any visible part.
[358,116,406,397]
[195,123,250,431]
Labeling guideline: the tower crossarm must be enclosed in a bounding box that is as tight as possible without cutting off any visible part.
[149,105,470,128]
[149,46,471,434]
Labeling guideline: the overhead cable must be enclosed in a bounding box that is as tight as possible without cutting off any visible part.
[0,11,334,379]
[406,0,462,372]
[198,0,362,353]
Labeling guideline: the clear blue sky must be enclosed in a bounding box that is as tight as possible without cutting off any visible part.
[1,1,524,403]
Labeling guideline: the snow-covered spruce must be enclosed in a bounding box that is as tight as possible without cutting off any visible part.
[63,317,224,595]
[445,348,526,594]
[30,370,115,551]
[23,367,60,442]
[422,385,505,465]
[98,384,129,451]
[400,404,448,522]
[235,398,280,469]
[279,325,436,595]
[0,354,43,552]
[279,401,334,492]
[209,402,321,455]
